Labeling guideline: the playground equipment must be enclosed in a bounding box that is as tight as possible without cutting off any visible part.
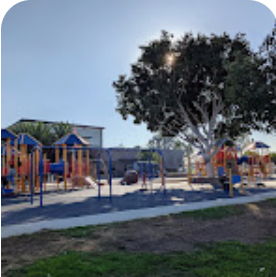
[243,141,272,182]
[1,132,42,195]
[35,145,112,196]
[1,130,113,199]
[1,128,167,206]
[135,161,160,191]
[54,132,90,190]
[118,149,166,193]
[188,139,273,196]
[1,129,17,181]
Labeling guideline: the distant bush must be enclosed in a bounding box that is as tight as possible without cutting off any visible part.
[9,121,72,145]
[271,153,276,164]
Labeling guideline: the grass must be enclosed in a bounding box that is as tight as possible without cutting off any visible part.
[56,225,101,238]
[53,207,242,240]
[179,204,245,220]
[8,239,276,277]
[53,199,275,239]
[4,199,276,276]
[178,197,276,220]
[265,198,276,206]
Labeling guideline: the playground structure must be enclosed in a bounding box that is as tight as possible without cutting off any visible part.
[188,140,274,195]
[1,129,166,206]
[2,127,274,206]
[121,151,166,192]
[1,131,112,200]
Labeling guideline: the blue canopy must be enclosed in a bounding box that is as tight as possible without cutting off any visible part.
[1,129,17,140]
[254,141,270,149]
[54,133,89,146]
[244,141,270,151]
[11,133,42,146]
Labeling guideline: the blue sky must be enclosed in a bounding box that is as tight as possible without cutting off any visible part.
[1,0,275,150]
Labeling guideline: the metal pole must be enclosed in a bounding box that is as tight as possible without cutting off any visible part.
[229,169,233,197]
[39,149,43,207]
[63,145,67,190]
[97,152,101,199]
[55,147,59,190]
[188,147,191,185]
[148,151,153,194]
[105,149,112,202]
[14,140,18,194]
[30,151,34,205]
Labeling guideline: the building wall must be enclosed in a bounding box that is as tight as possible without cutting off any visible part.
[102,149,184,177]
[75,127,102,147]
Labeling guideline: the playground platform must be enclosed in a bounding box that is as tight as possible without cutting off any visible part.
[2,177,276,228]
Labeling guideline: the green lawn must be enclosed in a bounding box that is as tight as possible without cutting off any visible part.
[8,239,276,277]
[179,204,245,220]
[53,200,271,239]
[58,205,246,239]
[266,198,276,205]
[5,198,276,276]
[56,225,101,238]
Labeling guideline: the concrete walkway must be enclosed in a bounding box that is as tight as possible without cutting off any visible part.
[3,179,276,227]
[2,191,276,238]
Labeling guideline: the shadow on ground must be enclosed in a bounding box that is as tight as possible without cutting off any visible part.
[2,183,276,226]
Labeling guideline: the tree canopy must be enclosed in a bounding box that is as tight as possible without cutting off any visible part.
[113,29,275,177]
[259,24,276,130]
[9,122,72,145]
[114,31,274,145]
[147,133,192,152]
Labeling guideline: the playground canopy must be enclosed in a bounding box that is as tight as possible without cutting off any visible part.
[1,129,17,141]
[11,133,42,146]
[54,133,90,146]
[244,141,270,151]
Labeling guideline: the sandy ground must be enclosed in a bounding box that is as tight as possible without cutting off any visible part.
[2,199,276,276]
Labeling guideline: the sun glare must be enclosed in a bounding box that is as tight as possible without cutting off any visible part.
[166,53,175,66]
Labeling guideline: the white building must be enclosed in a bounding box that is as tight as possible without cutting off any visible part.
[9,119,104,147]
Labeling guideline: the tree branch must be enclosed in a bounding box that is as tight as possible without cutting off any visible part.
[193,101,209,123]
[209,93,224,134]
[177,101,209,147]
[158,119,203,150]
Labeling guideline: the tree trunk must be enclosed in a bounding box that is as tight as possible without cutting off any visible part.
[205,160,214,178]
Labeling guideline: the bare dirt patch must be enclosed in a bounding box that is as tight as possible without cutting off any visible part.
[2,200,276,276]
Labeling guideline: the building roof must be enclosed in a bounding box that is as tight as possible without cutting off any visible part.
[11,118,105,130]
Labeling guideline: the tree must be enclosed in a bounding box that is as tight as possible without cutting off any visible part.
[259,23,276,131]
[147,133,192,153]
[9,122,55,145]
[147,134,172,149]
[9,121,72,145]
[113,31,274,178]
[271,153,276,164]
[137,151,161,163]
[52,122,72,141]
[235,133,252,150]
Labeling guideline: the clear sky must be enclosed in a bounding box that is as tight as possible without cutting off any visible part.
[1,0,275,150]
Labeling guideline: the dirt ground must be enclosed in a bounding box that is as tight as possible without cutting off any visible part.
[2,200,276,276]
